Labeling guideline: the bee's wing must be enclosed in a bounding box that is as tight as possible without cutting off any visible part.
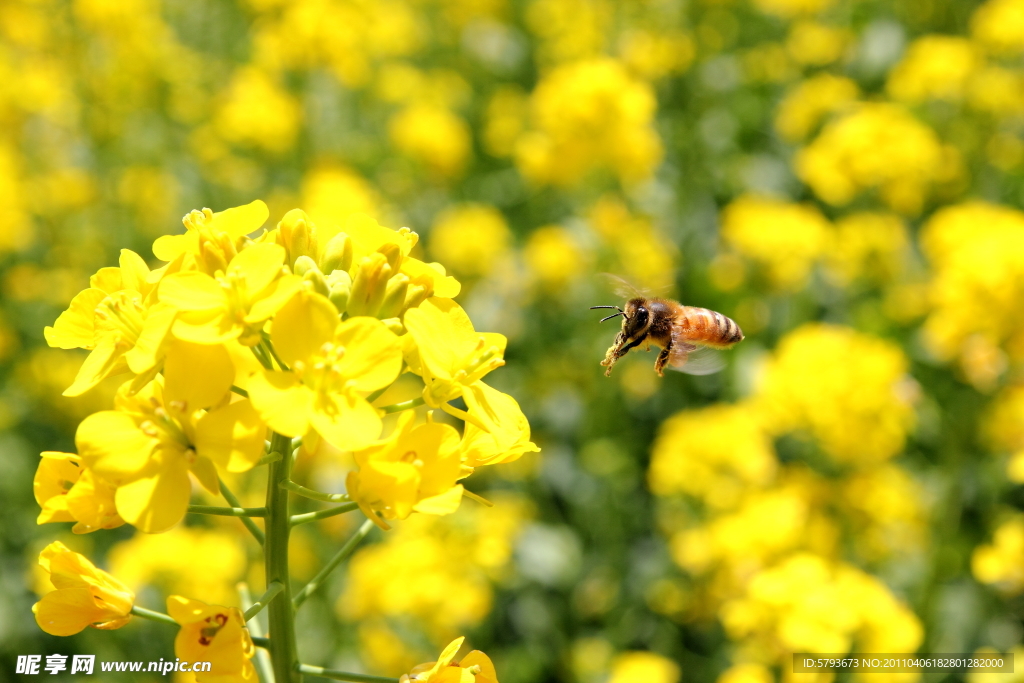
[598,272,679,300]
[668,345,727,376]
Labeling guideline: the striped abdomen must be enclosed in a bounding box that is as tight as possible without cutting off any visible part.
[678,307,744,348]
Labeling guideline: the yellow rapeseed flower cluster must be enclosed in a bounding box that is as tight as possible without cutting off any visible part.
[341,495,532,671]
[718,195,831,291]
[920,201,1024,390]
[32,199,533,681]
[972,515,1024,593]
[513,58,663,187]
[796,103,957,214]
[755,324,915,463]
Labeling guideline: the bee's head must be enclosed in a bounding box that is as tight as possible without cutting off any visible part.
[622,298,651,340]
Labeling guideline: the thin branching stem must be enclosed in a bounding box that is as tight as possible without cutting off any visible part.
[130,605,177,627]
[242,581,285,622]
[290,503,359,527]
[380,397,425,414]
[293,519,375,610]
[188,505,267,518]
[219,476,265,545]
[280,480,350,503]
[296,664,398,683]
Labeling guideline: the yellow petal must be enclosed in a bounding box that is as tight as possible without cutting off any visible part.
[412,484,464,516]
[309,391,382,451]
[213,199,269,237]
[246,274,304,323]
[45,288,107,350]
[460,381,528,452]
[90,266,123,293]
[34,588,107,636]
[227,242,286,298]
[114,459,191,533]
[123,306,176,375]
[270,289,338,367]
[163,340,233,409]
[76,411,157,480]
[63,336,128,397]
[118,249,151,292]
[460,651,499,683]
[404,298,478,380]
[402,257,461,299]
[335,317,403,392]
[159,272,227,311]
[195,400,266,472]
[153,231,199,262]
[247,371,313,437]
[171,309,240,345]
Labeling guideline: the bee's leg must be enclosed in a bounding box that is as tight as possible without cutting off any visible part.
[601,332,646,376]
[655,338,672,377]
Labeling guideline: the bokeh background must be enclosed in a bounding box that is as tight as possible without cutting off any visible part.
[3,0,1024,682]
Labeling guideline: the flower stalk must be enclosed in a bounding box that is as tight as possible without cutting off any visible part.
[265,431,301,683]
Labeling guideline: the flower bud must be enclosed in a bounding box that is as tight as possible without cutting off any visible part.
[277,209,317,267]
[377,242,403,273]
[381,317,405,335]
[327,270,353,314]
[293,255,319,277]
[378,273,410,319]
[303,267,330,298]
[348,253,392,317]
[404,277,434,311]
[320,232,353,275]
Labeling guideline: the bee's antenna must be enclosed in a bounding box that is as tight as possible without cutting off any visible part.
[590,305,625,323]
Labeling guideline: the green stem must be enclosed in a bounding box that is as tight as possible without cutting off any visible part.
[293,519,375,610]
[231,384,250,398]
[130,605,177,627]
[261,335,291,372]
[238,583,276,683]
[290,503,359,527]
[220,477,265,545]
[243,581,285,622]
[296,664,398,683]
[259,451,284,466]
[365,387,388,404]
[280,480,350,503]
[266,432,301,683]
[188,505,267,517]
[380,397,424,414]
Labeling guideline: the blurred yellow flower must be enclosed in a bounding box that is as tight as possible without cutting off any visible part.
[887,36,980,103]
[619,30,695,80]
[514,58,661,187]
[720,195,831,291]
[785,21,850,66]
[525,0,611,65]
[214,67,301,153]
[108,527,247,605]
[972,515,1024,593]
[775,74,859,142]
[751,0,834,18]
[168,595,256,683]
[607,652,680,683]
[588,197,678,293]
[823,212,909,285]
[33,541,134,636]
[985,385,1024,482]
[920,201,1024,381]
[302,165,381,226]
[720,553,922,656]
[649,403,776,504]
[971,0,1024,54]
[796,103,955,214]
[523,225,592,292]
[342,495,531,652]
[754,324,915,463]
[968,65,1024,116]
[389,103,472,178]
[348,411,465,525]
[428,204,513,279]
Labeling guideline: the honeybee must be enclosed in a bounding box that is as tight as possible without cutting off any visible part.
[592,280,744,377]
